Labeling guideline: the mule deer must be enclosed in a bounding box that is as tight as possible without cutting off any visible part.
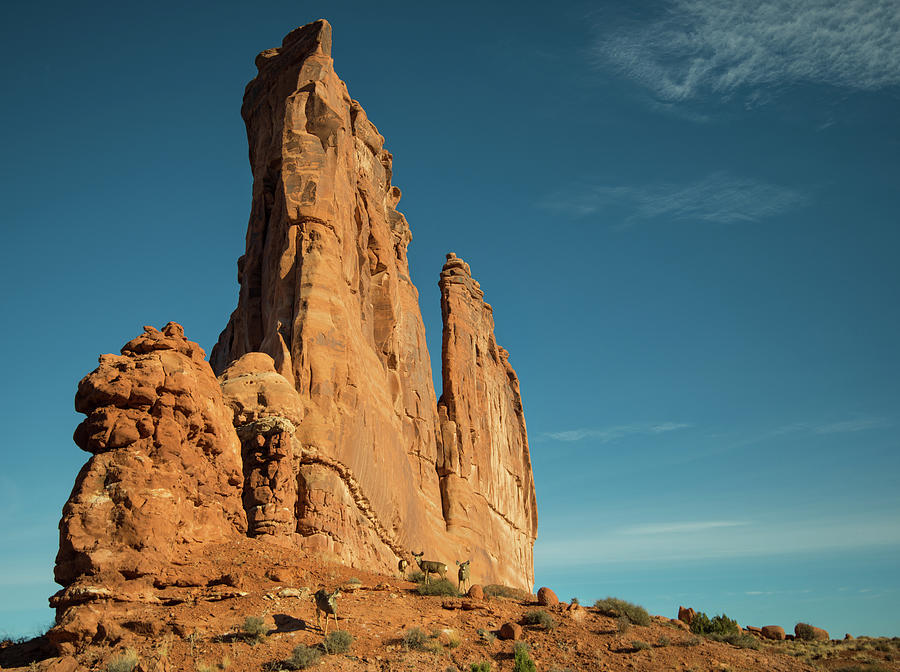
[456,559,471,593]
[412,551,447,585]
[314,588,340,636]
[398,557,409,578]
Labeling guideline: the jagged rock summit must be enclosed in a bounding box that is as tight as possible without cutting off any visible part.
[51,19,536,652]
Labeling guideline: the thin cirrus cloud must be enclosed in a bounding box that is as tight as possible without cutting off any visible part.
[543,172,806,226]
[592,0,900,103]
[538,422,691,443]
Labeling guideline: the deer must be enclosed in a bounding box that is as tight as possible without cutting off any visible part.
[314,588,340,636]
[456,559,471,593]
[411,551,447,586]
[398,557,409,578]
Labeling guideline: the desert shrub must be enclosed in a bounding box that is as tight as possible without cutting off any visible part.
[408,570,425,582]
[347,577,361,585]
[476,628,496,644]
[403,627,429,650]
[690,611,740,637]
[483,584,531,601]
[616,615,631,634]
[593,597,651,626]
[680,636,702,647]
[523,609,557,630]
[241,616,267,644]
[285,643,322,669]
[107,649,139,672]
[323,629,353,654]
[708,632,761,650]
[417,578,460,597]
[835,667,890,672]
[513,642,537,672]
[197,664,215,672]
[657,636,671,647]
[470,663,491,672]
[632,640,651,651]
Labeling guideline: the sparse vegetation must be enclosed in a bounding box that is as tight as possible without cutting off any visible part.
[835,667,891,672]
[470,663,491,672]
[323,629,353,654]
[483,584,532,601]
[657,635,671,647]
[476,627,496,644]
[416,578,460,596]
[689,611,741,637]
[632,640,651,651]
[403,626,429,650]
[347,577,361,584]
[616,615,631,634]
[241,616,267,644]
[681,636,702,647]
[408,570,425,582]
[107,648,139,672]
[593,597,651,626]
[708,632,761,649]
[523,609,557,630]
[285,643,322,669]
[513,641,537,672]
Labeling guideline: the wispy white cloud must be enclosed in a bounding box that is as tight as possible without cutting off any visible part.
[536,513,900,567]
[593,0,900,103]
[543,172,805,225]
[539,422,691,443]
[812,418,891,434]
[621,521,748,535]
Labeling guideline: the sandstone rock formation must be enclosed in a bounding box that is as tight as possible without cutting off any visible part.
[51,18,536,651]
[207,19,536,586]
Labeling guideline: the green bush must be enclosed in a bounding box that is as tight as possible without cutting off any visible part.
[323,629,353,654]
[632,640,651,651]
[408,570,425,582]
[107,649,139,672]
[285,644,322,669]
[513,642,537,672]
[470,663,491,672]
[690,611,740,636]
[657,636,671,647]
[616,615,631,634]
[476,628,496,644]
[593,597,651,626]
[417,578,460,597]
[241,616,267,644]
[523,609,557,630]
[403,627,429,650]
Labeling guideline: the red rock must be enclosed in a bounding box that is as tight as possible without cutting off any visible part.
[795,623,829,641]
[678,606,696,625]
[498,622,523,640]
[537,587,559,606]
[467,584,484,600]
[207,20,535,588]
[761,625,786,640]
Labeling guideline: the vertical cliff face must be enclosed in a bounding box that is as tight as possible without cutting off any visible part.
[208,19,451,567]
[437,254,538,589]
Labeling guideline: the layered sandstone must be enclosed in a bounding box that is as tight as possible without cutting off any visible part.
[52,19,537,650]
[52,323,246,651]
[437,254,537,588]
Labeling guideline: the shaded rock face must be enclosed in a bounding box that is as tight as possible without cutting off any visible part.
[53,18,536,651]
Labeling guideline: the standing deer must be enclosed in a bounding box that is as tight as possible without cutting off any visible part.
[398,557,409,578]
[314,588,340,636]
[456,559,471,593]
[412,551,447,586]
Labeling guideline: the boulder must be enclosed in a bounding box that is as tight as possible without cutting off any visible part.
[467,584,484,600]
[795,623,829,641]
[761,625,786,640]
[678,606,696,625]
[498,622,523,640]
[537,587,559,606]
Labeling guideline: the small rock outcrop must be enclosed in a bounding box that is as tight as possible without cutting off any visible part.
[761,625,786,640]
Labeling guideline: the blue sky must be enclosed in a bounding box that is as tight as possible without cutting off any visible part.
[1,0,898,639]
